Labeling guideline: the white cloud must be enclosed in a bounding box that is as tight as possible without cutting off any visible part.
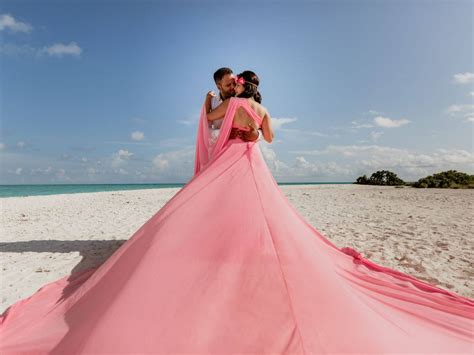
[351,120,374,129]
[153,155,170,171]
[470,91,474,97]
[0,143,5,150]
[374,116,410,128]
[15,167,22,175]
[118,149,133,159]
[446,104,474,123]
[260,145,290,173]
[131,131,144,141]
[271,117,298,130]
[291,157,352,178]
[446,104,474,114]
[16,141,26,148]
[111,149,133,168]
[370,131,384,142]
[294,156,311,170]
[274,117,336,138]
[259,144,352,180]
[152,146,194,178]
[453,72,474,84]
[289,144,474,180]
[39,41,82,57]
[0,13,33,33]
[434,148,474,164]
[1,41,82,58]
[368,110,381,115]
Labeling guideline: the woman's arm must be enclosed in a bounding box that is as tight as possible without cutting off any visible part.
[207,99,230,121]
[261,110,274,143]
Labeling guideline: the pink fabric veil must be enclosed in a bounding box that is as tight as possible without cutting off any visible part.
[194,97,249,176]
[193,103,211,175]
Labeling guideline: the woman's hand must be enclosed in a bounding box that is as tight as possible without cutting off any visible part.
[205,91,216,114]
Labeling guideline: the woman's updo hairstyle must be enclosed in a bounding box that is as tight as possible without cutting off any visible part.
[236,70,262,103]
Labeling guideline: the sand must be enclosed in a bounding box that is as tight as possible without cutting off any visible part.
[0,184,472,314]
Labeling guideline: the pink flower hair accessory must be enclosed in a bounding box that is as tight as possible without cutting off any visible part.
[234,76,258,88]
[235,76,245,85]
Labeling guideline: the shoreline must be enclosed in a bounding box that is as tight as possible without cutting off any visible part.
[1,184,472,314]
[0,182,353,198]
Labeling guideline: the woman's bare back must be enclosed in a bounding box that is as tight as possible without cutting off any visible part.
[233,98,268,131]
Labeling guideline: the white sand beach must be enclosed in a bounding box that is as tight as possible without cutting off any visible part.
[1,184,472,314]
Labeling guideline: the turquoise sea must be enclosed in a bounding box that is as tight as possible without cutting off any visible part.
[0,182,352,198]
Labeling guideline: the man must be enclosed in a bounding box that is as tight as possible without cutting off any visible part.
[206,67,262,143]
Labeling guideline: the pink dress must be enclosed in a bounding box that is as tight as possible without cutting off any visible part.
[0,97,473,354]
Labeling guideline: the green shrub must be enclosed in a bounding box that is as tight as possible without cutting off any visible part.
[412,170,474,189]
[354,170,405,186]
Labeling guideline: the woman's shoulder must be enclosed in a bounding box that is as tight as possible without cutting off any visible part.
[247,99,268,117]
[232,97,268,118]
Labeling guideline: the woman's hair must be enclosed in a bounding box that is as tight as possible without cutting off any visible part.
[236,70,262,103]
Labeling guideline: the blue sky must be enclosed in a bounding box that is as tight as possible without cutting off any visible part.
[1,0,473,184]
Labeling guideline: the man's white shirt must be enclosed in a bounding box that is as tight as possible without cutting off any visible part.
[209,95,262,143]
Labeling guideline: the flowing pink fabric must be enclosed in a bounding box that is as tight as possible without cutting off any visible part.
[194,97,247,175]
[0,97,473,354]
[194,102,212,174]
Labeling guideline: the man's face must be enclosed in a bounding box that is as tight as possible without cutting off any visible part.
[216,73,236,99]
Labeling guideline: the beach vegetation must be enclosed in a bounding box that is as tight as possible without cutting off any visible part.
[354,170,405,186]
[410,170,474,189]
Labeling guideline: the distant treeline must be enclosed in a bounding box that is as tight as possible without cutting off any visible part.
[354,170,474,189]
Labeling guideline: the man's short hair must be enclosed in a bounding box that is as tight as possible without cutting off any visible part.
[213,67,233,83]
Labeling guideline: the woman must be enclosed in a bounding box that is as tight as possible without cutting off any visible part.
[1,71,473,354]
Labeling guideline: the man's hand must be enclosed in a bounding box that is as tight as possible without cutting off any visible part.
[240,128,259,142]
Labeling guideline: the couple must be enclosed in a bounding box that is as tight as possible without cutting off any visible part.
[195,68,273,173]
[0,69,473,353]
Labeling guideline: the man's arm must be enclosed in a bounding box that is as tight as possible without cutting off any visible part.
[240,127,261,142]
